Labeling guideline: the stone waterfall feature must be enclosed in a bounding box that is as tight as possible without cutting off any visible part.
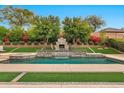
[36,51,87,58]
[54,52,70,57]
[36,37,92,58]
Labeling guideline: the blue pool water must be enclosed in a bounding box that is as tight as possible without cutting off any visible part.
[4,57,122,64]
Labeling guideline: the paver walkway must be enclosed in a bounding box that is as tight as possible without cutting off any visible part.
[88,47,95,53]
[105,54,124,61]
[0,64,123,72]
[0,82,124,88]
[11,72,27,82]
[0,54,9,62]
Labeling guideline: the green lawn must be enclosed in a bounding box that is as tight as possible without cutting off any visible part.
[3,46,120,54]
[4,47,16,52]
[0,72,20,82]
[18,72,124,82]
[70,47,92,53]
[4,47,42,52]
[91,47,120,54]
[14,47,41,52]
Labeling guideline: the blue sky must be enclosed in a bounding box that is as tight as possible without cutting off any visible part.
[0,5,124,29]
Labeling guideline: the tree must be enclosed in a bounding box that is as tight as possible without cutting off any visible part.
[47,15,60,43]
[0,6,34,28]
[62,17,74,43]
[85,15,105,32]
[27,26,39,42]
[78,21,92,43]
[31,15,60,44]
[62,17,92,44]
[100,31,106,44]
[0,26,8,41]
[9,26,24,42]
[21,32,29,42]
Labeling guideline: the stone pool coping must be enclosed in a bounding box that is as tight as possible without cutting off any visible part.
[0,53,36,61]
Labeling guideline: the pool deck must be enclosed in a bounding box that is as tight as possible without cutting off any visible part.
[0,64,124,72]
[104,54,124,61]
[0,82,124,88]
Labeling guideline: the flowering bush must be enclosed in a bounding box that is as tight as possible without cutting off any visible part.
[3,36,9,43]
[90,35,101,44]
[21,33,29,42]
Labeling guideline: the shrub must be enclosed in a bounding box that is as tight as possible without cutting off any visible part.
[12,42,18,45]
[117,42,124,52]
[3,36,9,43]
[27,41,32,45]
[21,33,29,42]
[19,41,25,45]
[88,41,94,45]
[106,39,118,48]
[90,35,101,45]
[5,42,10,45]
[33,41,39,45]
[106,38,124,52]
[0,40,3,45]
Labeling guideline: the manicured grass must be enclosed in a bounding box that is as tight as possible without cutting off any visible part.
[4,47,17,52]
[3,46,120,54]
[4,47,42,52]
[91,47,120,54]
[70,47,92,53]
[18,72,124,82]
[0,72,20,82]
[13,47,41,52]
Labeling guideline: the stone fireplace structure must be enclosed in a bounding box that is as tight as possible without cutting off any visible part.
[55,37,69,51]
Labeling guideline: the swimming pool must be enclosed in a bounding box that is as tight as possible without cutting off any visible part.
[3,57,123,64]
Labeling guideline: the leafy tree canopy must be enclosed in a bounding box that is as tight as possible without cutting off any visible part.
[85,15,105,32]
[0,26,8,41]
[0,6,34,28]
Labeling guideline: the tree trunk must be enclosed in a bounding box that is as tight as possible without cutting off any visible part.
[73,38,76,45]
[44,38,47,45]
[46,38,49,45]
